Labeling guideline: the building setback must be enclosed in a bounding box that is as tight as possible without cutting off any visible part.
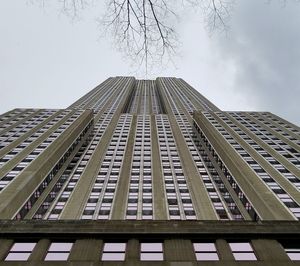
[0,76,299,265]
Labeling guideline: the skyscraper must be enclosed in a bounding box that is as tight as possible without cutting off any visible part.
[0,77,299,264]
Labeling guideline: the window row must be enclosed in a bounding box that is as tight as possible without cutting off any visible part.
[4,241,281,262]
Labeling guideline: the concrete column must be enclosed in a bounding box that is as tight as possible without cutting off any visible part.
[125,239,139,262]
[215,239,235,261]
[111,115,136,219]
[0,239,13,261]
[151,115,168,219]
[164,239,196,261]
[251,239,290,261]
[28,239,50,261]
[69,239,103,261]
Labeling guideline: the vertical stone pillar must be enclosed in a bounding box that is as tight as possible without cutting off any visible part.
[69,239,103,261]
[251,239,290,261]
[164,239,196,261]
[215,239,235,261]
[125,239,140,262]
[0,239,13,261]
[28,239,50,261]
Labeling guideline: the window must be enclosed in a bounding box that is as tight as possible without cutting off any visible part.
[285,248,300,260]
[193,243,219,261]
[44,242,73,261]
[101,243,126,261]
[283,244,300,260]
[229,242,257,261]
[140,242,163,261]
[5,242,36,261]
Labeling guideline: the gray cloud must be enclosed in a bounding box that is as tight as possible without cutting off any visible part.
[212,0,300,125]
[0,0,299,126]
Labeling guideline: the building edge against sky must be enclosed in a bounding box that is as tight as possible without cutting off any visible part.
[0,76,299,264]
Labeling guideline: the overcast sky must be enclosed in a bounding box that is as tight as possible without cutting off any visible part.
[0,0,299,125]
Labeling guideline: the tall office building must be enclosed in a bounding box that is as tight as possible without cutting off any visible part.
[0,77,299,264]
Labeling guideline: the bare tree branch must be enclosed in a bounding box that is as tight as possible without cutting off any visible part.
[33,0,236,75]
[101,0,185,75]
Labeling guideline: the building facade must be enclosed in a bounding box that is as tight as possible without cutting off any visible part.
[0,76,299,265]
